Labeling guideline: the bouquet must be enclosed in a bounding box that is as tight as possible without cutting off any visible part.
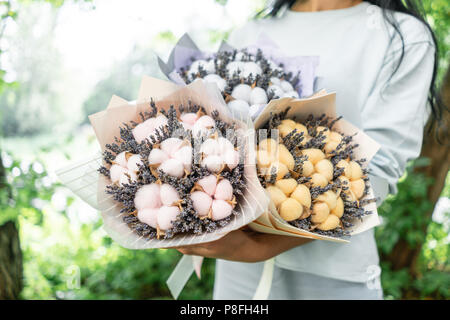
[249,91,381,242]
[56,76,269,249]
[158,33,319,120]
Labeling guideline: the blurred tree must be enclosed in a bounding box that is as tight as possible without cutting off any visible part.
[81,45,161,122]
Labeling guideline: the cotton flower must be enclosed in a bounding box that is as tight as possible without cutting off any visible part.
[190,176,235,221]
[148,138,192,177]
[132,114,168,143]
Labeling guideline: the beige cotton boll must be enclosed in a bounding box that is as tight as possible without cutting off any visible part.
[348,161,363,181]
[290,184,311,208]
[301,160,315,177]
[258,138,278,154]
[277,144,295,170]
[277,124,294,138]
[350,179,366,199]
[315,159,334,181]
[324,140,340,155]
[315,190,337,210]
[279,198,303,221]
[310,173,328,188]
[317,214,340,231]
[329,131,342,143]
[316,126,330,143]
[302,148,325,165]
[331,197,344,218]
[275,178,298,196]
[311,202,330,224]
[267,161,289,181]
[266,186,287,207]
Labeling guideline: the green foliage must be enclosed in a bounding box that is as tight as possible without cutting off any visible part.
[375,158,450,299]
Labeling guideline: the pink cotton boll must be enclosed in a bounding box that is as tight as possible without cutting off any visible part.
[148,148,169,165]
[217,137,234,155]
[192,115,215,136]
[211,199,233,221]
[200,138,219,156]
[110,164,128,183]
[181,122,193,131]
[160,183,180,206]
[132,122,153,143]
[157,206,180,230]
[160,138,184,157]
[159,158,185,178]
[127,154,143,172]
[224,149,240,170]
[153,114,168,131]
[173,146,192,172]
[197,175,217,196]
[202,155,223,173]
[137,208,159,229]
[180,112,199,126]
[190,191,213,217]
[214,179,233,201]
[114,151,128,167]
[118,171,136,186]
[134,183,161,210]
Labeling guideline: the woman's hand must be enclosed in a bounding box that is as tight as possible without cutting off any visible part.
[174,227,312,263]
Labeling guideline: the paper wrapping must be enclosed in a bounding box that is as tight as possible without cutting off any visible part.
[56,76,270,249]
[248,91,381,243]
[157,33,319,98]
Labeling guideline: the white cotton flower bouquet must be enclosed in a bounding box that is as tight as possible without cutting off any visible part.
[158,33,319,120]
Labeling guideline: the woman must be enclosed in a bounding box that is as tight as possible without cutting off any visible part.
[177,0,444,299]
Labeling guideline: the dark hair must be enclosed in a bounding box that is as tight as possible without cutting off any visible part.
[258,0,446,138]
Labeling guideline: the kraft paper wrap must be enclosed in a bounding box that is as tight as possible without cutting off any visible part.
[248,91,381,243]
[56,76,270,250]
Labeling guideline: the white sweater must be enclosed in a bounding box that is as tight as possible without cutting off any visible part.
[228,1,435,282]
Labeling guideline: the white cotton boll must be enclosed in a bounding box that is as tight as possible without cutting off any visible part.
[137,208,159,229]
[159,158,185,178]
[157,206,180,230]
[127,154,143,172]
[231,84,252,102]
[200,138,219,156]
[249,104,265,119]
[205,59,216,74]
[202,155,223,173]
[267,60,282,72]
[118,170,137,186]
[224,149,240,170]
[226,61,245,75]
[173,146,192,172]
[217,137,234,155]
[280,80,294,92]
[270,77,281,86]
[110,164,128,183]
[160,183,181,206]
[148,148,169,165]
[181,122,193,131]
[267,84,284,98]
[283,90,299,98]
[250,87,268,105]
[189,59,211,74]
[242,62,262,78]
[160,138,184,157]
[114,151,128,167]
[204,74,226,91]
[134,183,161,210]
[227,100,250,119]
[235,52,245,61]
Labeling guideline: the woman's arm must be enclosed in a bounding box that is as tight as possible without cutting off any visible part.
[176,228,312,262]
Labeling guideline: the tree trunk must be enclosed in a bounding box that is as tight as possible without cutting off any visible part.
[386,67,450,275]
[0,221,23,300]
[0,153,23,300]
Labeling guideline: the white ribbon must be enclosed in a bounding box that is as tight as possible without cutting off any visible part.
[166,255,203,299]
[253,258,275,300]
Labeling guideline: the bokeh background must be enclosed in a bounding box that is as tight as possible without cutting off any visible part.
[0,0,448,300]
